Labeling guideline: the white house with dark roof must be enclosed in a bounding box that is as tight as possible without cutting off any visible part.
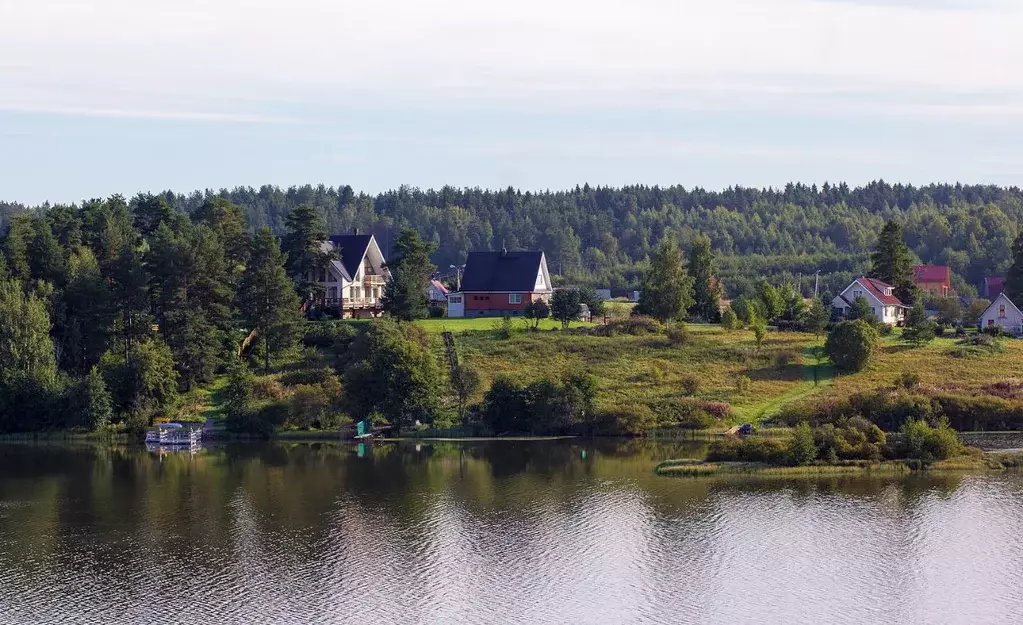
[310,232,389,318]
[832,277,909,325]
[978,292,1023,335]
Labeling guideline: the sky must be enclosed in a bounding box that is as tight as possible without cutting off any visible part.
[2,0,1023,205]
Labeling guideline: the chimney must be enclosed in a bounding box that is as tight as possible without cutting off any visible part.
[352,227,359,235]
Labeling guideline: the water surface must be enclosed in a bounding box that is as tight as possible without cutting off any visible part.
[1,440,1021,624]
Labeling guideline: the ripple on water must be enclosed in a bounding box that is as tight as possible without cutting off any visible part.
[1,444,1023,624]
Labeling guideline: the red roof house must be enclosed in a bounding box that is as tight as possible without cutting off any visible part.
[912,265,952,297]
[831,277,908,325]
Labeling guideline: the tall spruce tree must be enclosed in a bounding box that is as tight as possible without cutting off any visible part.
[238,227,301,371]
[870,220,917,305]
[282,204,330,302]
[28,217,67,287]
[688,235,721,322]
[149,222,234,389]
[635,236,694,322]
[381,228,437,321]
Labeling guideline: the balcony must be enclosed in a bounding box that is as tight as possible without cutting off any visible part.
[363,274,386,286]
[325,297,381,310]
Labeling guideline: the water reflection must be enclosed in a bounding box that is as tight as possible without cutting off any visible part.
[0,440,1021,624]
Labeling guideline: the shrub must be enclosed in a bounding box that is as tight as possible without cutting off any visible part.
[983,326,1006,338]
[592,315,662,337]
[428,306,445,318]
[897,418,964,461]
[650,399,714,430]
[774,349,802,370]
[825,320,880,372]
[593,405,656,435]
[948,333,1004,358]
[524,299,551,329]
[707,437,787,464]
[735,375,752,393]
[895,371,921,389]
[665,322,691,347]
[680,375,700,397]
[251,377,286,400]
[720,308,740,330]
[302,321,356,348]
[788,423,818,465]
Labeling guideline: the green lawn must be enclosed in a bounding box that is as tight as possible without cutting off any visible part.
[412,316,595,334]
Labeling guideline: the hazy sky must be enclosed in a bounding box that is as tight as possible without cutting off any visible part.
[2,0,1022,204]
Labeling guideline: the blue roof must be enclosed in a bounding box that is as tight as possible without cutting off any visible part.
[460,251,545,292]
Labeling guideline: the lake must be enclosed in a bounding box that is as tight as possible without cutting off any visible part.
[1,439,1022,624]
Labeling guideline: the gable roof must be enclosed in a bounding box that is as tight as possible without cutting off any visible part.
[849,277,906,307]
[326,234,375,278]
[460,251,547,292]
[980,292,1023,320]
[430,279,449,294]
[913,265,950,284]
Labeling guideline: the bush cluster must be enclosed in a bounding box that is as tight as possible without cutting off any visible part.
[591,315,663,337]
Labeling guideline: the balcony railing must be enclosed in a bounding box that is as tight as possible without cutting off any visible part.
[363,274,386,286]
[324,297,381,309]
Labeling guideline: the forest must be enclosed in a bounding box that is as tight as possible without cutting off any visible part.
[3,180,1021,299]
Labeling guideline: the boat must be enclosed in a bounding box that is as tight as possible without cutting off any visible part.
[145,423,202,447]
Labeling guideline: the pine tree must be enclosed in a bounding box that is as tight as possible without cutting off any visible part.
[282,204,329,302]
[804,298,831,338]
[635,236,694,322]
[2,214,33,283]
[193,196,250,273]
[688,235,721,322]
[1005,232,1023,301]
[110,242,152,358]
[238,227,301,371]
[381,228,437,321]
[902,301,935,346]
[149,223,233,389]
[28,217,67,287]
[130,192,173,238]
[870,220,917,305]
[59,247,115,372]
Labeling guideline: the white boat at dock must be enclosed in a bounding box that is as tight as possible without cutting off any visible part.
[145,423,202,447]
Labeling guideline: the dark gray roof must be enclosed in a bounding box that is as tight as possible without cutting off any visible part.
[328,234,374,276]
[460,251,544,292]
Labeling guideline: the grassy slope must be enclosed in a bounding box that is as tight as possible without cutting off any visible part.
[198,321,1023,433]
[445,325,1023,426]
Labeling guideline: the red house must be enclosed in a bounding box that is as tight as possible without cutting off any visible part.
[912,265,952,297]
[446,250,552,317]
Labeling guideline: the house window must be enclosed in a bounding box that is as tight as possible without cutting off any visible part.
[853,290,863,298]
[999,304,1006,318]
[450,296,462,304]
[329,287,337,301]
[509,294,521,304]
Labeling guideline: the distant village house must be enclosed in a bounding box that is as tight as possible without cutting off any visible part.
[912,265,953,298]
[832,277,908,325]
[446,249,552,317]
[978,293,1023,336]
[310,231,389,318]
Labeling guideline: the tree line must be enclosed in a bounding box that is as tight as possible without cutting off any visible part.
[4,180,1022,299]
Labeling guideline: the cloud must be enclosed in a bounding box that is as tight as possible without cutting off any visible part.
[2,0,1022,121]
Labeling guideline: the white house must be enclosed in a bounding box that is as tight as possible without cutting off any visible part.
[427,279,449,305]
[978,293,1023,335]
[832,277,908,326]
[309,232,389,318]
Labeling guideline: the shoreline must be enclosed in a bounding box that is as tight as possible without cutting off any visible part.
[654,454,1023,478]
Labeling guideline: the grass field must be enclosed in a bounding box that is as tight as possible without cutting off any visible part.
[442,323,1023,426]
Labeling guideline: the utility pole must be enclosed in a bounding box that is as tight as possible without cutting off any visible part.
[450,264,465,291]
[814,270,821,299]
